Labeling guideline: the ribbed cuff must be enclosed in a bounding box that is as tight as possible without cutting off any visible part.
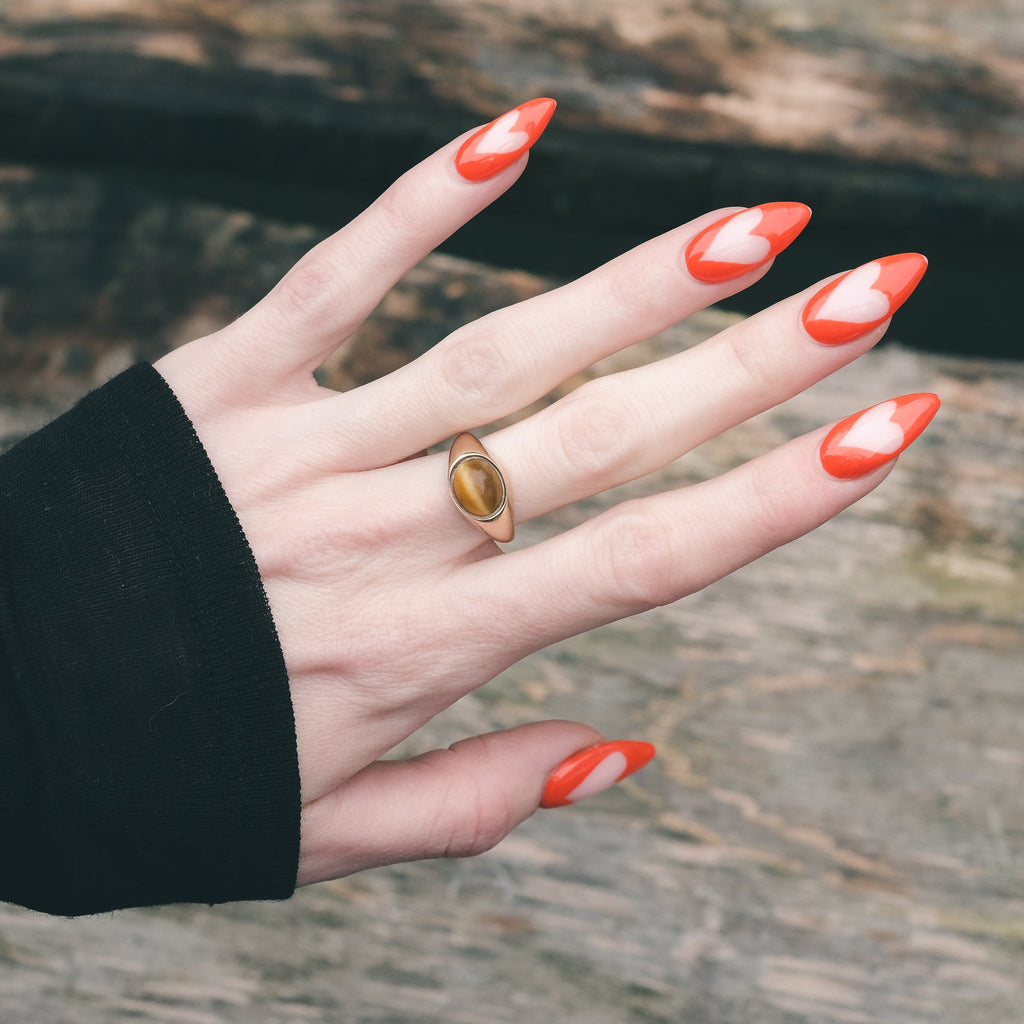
[0,364,300,915]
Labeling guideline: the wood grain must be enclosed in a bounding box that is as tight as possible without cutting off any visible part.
[1,1,1022,1020]
[2,182,1023,1021]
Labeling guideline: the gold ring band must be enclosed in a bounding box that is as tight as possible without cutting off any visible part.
[448,432,515,543]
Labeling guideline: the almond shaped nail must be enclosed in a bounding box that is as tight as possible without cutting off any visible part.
[802,253,928,345]
[540,740,656,809]
[819,393,941,479]
[684,202,812,284]
[454,98,557,182]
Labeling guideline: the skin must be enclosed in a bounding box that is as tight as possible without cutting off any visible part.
[155,128,902,888]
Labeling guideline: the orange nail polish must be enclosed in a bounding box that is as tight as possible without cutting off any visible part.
[454,98,557,182]
[540,741,656,809]
[819,393,941,479]
[684,202,811,283]
[802,253,928,345]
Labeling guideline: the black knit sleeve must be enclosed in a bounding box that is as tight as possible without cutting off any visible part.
[0,364,300,916]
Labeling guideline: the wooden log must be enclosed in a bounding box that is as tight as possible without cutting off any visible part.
[2,2,1022,1019]
[1,170,1023,1023]
[0,0,1021,356]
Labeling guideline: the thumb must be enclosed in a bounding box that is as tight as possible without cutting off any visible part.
[297,721,655,887]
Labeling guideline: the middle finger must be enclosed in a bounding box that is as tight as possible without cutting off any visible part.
[317,202,812,468]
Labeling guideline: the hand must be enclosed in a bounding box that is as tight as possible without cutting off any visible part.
[154,100,936,886]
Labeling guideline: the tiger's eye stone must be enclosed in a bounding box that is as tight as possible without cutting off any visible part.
[451,456,505,519]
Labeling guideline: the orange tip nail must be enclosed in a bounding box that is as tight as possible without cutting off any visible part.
[819,393,941,479]
[802,253,928,345]
[540,740,656,809]
[454,98,557,182]
[684,202,811,284]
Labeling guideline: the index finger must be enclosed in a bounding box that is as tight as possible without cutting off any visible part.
[223,98,558,380]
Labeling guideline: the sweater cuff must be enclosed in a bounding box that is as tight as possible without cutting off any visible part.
[0,363,300,915]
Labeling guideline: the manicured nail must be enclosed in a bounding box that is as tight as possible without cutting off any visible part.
[540,741,656,809]
[454,98,557,181]
[819,393,940,479]
[802,253,928,345]
[684,202,812,283]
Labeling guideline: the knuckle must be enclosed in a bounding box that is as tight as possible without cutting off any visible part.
[720,325,781,395]
[434,324,514,413]
[604,260,665,327]
[592,238,676,330]
[742,464,799,549]
[373,177,429,241]
[592,503,680,612]
[258,504,405,580]
[440,798,511,860]
[272,246,350,329]
[554,378,640,485]
[422,746,518,860]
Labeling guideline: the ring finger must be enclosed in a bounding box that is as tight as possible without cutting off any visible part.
[491,251,928,522]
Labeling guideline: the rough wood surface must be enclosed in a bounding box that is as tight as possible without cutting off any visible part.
[3,0,1021,177]
[1,1,1023,1020]
[1,0,1021,355]
[2,177,1023,1023]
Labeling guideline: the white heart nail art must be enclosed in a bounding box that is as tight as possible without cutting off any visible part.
[837,400,905,454]
[566,751,628,803]
[814,262,891,324]
[701,208,772,265]
[476,110,531,155]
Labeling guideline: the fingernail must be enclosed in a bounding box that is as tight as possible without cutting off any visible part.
[454,98,557,182]
[684,202,812,283]
[802,253,928,345]
[540,741,656,809]
[819,393,941,479]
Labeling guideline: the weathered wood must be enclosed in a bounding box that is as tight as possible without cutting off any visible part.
[1,173,1023,1023]
[2,0,1020,177]
[0,0,1021,355]
[1,1,1023,1019]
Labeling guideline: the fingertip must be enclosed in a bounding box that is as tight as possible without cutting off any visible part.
[684,201,811,284]
[818,392,941,480]
[540,739,657,809]
[454,97,558,183]
[801,253,930,347]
